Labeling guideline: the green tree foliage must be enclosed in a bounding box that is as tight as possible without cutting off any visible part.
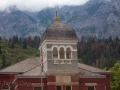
[78,36,120,69]
[13,35,18,43]
[1,53,7,69]
[0,46,2,54]
[110,62,120,90]
[0,36,40,69]
[78,58,83,63]
[32,36,40,49]
[22,38,27,49]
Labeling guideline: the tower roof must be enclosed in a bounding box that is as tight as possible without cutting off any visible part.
[40,12,78,44]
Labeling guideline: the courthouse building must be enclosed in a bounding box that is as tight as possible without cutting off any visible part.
[0,13,111,90]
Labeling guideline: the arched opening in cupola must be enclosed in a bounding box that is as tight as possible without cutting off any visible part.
[66,47,71,59]
[53,47,58,59]
[59,47,65,59]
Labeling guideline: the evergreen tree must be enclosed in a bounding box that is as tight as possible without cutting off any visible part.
[32,36,40,49]
[22,39,27,49]
[10,39,14,49]
[0,46,2,54]
[1,53,7,69]
[18,37,22,45]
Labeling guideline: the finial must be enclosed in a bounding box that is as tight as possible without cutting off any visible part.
[54,11,59,21]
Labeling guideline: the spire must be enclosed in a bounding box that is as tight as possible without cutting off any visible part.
[54,11,60,21]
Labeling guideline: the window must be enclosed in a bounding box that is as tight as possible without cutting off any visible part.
[34,87,41,90]
[56,86,62,90]
[87,86,94,90]
[66,86,71,90]
[2,85,9,90]
[60,47,65,59]
[66,47,71,64]
[53,47,58,58]
[66,48,71,59]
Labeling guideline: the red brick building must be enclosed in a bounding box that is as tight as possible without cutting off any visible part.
[0,13,111,90]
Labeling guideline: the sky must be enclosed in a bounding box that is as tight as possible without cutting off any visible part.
[0,0,89,12]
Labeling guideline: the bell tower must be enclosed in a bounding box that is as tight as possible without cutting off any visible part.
[39,12,79,90]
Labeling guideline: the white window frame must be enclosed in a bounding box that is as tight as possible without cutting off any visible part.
[85,84,96,90]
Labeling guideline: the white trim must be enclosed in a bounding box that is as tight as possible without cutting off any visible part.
[51,45,59,50]
[16,76,46,78]
[39,40,78,50]
[47,59,78,61]
[80,76,106,78]
[12,76,47,84]
[66,45,73,50]
[85,83,97,86]
[33,86,42,90]
[93,71,111,74]
[59,45,66,51]
[66,59,72,64]
[32,83,44,87]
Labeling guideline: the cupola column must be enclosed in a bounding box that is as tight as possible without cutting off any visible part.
[65,51,66,59]
[58,50,60,59]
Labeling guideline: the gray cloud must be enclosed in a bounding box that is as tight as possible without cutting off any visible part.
[0,0,89,12]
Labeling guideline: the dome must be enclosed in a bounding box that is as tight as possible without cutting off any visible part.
[40,13,78,44]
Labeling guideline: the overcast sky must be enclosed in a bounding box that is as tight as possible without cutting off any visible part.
[0,0,89,12]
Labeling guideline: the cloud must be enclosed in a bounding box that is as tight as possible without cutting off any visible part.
[0,0,89,12]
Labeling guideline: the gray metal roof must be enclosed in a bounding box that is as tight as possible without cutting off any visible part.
[0,57,40,73]
[40,21,78,44]
[78,68,104,77]
[78,63,107,73]
[78,63,109,78]
[0,57,109,78]
[17,65,46,77]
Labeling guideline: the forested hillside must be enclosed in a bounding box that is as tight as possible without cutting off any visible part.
[0,36,40,69]
[1,35,120,70]
[78,36,120,70]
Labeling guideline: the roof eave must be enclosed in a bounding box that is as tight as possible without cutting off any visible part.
[79,75,106,78]
[0,72,23,74]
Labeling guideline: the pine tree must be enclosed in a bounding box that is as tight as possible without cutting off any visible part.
[0,46,2,54]
[1,53,7,69]
[10,39,14,49]
[22,39,27,49]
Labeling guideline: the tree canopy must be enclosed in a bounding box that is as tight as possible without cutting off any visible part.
[110,62,120,90]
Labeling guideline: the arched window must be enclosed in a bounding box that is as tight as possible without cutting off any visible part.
[59,47,65,59]
[53,47,58,59]
[66,48,71,59]
[2,85,9,90]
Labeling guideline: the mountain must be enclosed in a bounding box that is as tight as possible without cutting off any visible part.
[0,0,120,39]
